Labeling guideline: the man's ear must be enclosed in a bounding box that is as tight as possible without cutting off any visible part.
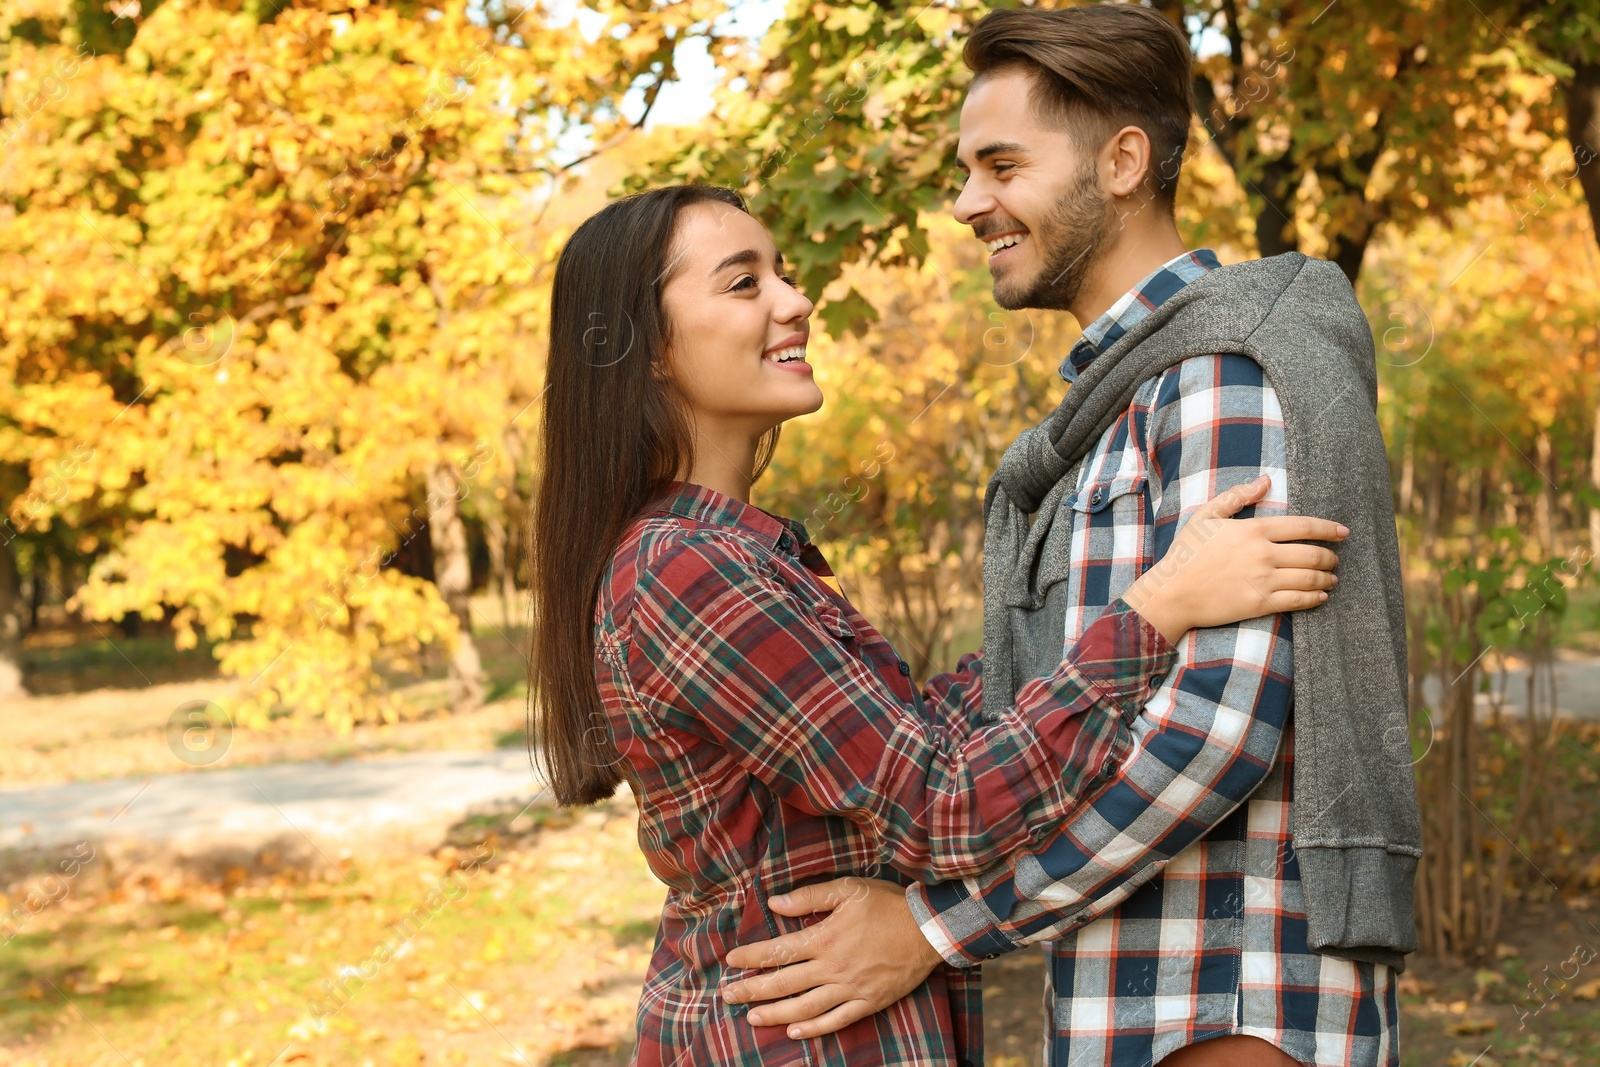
[1101,124,1154,201]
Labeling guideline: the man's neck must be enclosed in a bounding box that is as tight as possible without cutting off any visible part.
[1068,224,1189,327]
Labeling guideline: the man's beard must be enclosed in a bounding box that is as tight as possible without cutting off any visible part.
[994,164,1116,312]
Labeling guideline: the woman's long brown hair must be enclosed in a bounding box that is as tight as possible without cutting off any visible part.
[527,185,776,806]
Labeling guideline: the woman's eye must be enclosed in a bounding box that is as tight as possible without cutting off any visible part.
[730,275,757,292]
[779,274,798,288]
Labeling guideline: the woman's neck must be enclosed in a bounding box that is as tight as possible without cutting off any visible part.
[683,424,762,503]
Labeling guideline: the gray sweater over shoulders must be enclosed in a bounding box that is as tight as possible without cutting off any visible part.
[981,252,1422,969]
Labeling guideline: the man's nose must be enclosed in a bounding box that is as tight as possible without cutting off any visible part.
[953,177,991,227]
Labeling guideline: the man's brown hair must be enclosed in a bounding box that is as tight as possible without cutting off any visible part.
[963,4,1194,206]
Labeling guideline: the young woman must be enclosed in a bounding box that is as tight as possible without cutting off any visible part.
[527,185,1347,1067]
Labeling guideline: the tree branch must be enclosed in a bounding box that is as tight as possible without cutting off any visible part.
[1184,0,1247,172]
[1312,43,1421,281]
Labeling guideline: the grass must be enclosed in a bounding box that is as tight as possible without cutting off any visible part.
[1391,719,1600,1067]
[21,630,225,696]
[8,590,1600,1063]
[7,736,1600,1066]
[0,798,658,1067]
[18,592,531,707]
[1396,903,1600,1067]
[2,595,535,787]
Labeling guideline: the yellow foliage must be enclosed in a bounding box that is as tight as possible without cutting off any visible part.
[0,1,691,723]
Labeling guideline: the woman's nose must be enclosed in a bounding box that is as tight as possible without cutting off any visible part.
[779,286,814,322]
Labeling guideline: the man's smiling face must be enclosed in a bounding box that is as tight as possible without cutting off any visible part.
[953,67,1118,312]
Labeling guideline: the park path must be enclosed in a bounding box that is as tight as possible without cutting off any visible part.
[1420,652,1600,721]
[0,748,549,860]
[2,653,1595,865]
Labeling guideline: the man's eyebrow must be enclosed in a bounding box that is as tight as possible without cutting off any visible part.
[954,140,1029,172]
[973,140,1028,162]
[709,248,761,276]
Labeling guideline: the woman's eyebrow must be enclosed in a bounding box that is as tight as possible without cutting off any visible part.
[709,248,761,276]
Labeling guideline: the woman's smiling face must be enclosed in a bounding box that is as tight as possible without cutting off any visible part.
[658,202,822,437]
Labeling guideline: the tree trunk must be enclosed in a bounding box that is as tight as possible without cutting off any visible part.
[28,566,41,630]
[1315,145,1385,285]
[1592,401,1600,562]
[483,512,514,629]
[426,462,486,712]
[1252,155,1301,259]
[1535,431,1556,557]
[0,535,27,700]
[1327,224,1373,286]
[1564,60,1600,250]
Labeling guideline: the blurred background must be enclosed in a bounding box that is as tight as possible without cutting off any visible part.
[2,0,1599,1063]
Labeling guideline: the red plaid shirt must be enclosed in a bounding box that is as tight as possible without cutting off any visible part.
[593,482,1177,1066]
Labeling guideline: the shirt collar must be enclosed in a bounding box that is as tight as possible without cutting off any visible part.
[1060,248,1222,383]
[654,480,814,554]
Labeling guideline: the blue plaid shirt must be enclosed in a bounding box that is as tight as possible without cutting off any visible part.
[909,249,1400,1066]
[1058,249,1223,384]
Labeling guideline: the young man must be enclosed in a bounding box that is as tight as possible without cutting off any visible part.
[720,6,1421,1066]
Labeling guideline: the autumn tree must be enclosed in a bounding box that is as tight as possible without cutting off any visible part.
[1362,183,1600,959]
[1506,0,1600,249]
[0,0,722,722]
[651,0,1574,316]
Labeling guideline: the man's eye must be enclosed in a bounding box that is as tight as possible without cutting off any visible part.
[992,163,1014,175]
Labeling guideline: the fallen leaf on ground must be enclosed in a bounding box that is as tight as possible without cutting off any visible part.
[1445,1017,1496,1036]
[1572,977,1600,1000]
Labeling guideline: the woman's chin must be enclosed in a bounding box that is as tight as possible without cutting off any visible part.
[755,383,826,424]
[790,383,826,417]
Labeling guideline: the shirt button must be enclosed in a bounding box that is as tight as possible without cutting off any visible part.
[897,660,911,676]
[1150,675,1163,687]
[1091,490,1104,506]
